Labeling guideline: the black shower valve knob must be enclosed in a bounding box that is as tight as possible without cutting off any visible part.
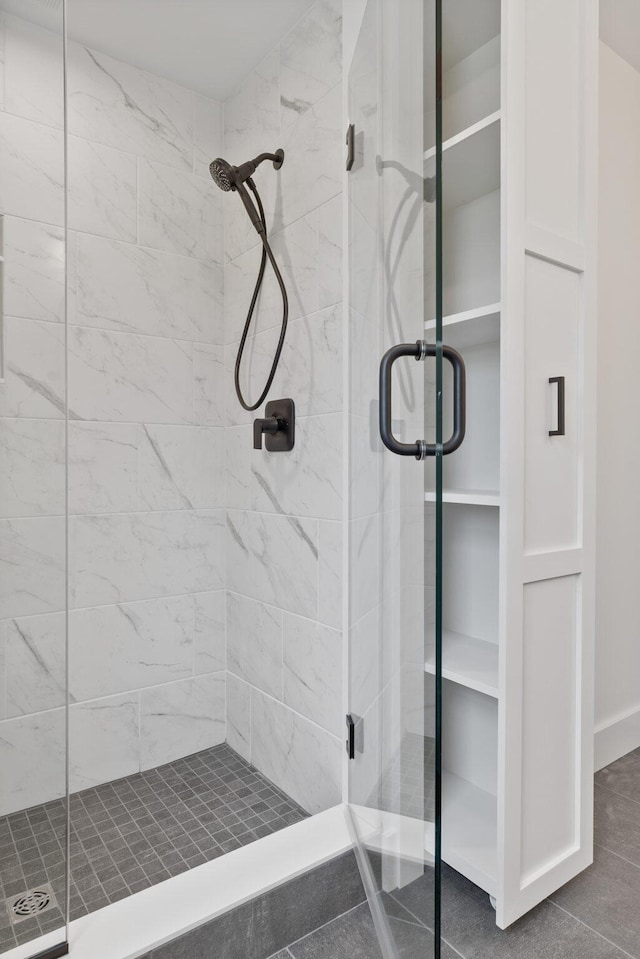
[253,399,295,453]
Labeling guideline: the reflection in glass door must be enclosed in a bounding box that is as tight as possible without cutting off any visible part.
[346,0,456,955]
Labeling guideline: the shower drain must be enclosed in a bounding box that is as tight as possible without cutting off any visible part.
[5,883,58,925]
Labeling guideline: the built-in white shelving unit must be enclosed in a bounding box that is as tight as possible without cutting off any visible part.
[425,629,499,698]
[425,0,597,931]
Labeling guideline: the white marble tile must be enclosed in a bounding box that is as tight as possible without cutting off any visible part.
[349,514,380,625]
[226,671,251,762]
[3,217,65,323]
[0,419,65,517]
[224,51,280,165]
[348,607,381,719]
[6,611,66,717]
[193,94,223,178]
[227,305,343,427]
[0,317,65,418]
[4,13,64,128]
[0,624,5,720]
[69,692,139,792]
[0,516,65,619]
[72,509,225,608]
[223,51,281,263]
[0,14,5,110]
[68,136,137,241]
[349,410,383,520]
[222,169,280,265]
[194,344,226,426]
[69,596,193,701]
[283,613,342,736]
[251,690,341,814]
[277,83,342,232]
[225,426,251,510]
[67,42,193,170]
[194,590,226,675]
[280,0,342,128]
[140,673,225,770]
[251,413,342,521]
[318,520,343,629]
[226,510,318,619]
[227,591,282,699]
[77,234,224,344]
[138,159,223,262]
[319,195,343,308]
[0,709,65,816]
[225,213,319,347]
[138,425,225,511]
[68,422,139,515]
[68,327,193,424]
[0,112,63,225]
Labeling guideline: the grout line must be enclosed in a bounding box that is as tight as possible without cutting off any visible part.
[547,901,637,959]
[284,901,365,956]
[590,841,640,874]
[595,780,640,810]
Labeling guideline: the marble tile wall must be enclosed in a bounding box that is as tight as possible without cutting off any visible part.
[0,12,227,815]
[222,0,344,816]
[0,0,346,819]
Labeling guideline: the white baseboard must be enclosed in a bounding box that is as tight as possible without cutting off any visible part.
[594,704,640,770]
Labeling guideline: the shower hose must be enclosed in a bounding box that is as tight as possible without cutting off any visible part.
[234,178,289,412]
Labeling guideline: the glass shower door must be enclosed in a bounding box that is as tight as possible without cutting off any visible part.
[0,0,69,956]
[346,0,445,955]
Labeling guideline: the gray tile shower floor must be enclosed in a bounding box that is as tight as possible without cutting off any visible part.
[0,743,307,953]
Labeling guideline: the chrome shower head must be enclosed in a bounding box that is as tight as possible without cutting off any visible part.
[209,158,235,192]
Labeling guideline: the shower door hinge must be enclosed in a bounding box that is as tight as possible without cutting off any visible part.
[346,714,363,759]
[346,714,356,758]
[346,123,355,171]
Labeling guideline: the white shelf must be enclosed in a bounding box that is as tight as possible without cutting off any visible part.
[425,112,501,211]
[425,489,500,508]
[440,771,498,896]
[425,303,501,350]
[425,629,499,698]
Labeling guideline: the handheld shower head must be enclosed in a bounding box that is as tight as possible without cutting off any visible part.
[211,148,289,413]
[210,149,285,236]
[209,158,235,192]
[209,149,284,193]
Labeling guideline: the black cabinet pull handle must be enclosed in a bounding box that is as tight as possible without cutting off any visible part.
[379,340,466,460]
[549,376,566,436]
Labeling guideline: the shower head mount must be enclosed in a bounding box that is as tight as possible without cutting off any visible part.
[209,149,284,193]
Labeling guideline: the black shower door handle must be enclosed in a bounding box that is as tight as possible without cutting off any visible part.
[379,340,466,460]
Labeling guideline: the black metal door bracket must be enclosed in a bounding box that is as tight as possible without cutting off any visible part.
[379,340,466,459]
[346,124,355,172]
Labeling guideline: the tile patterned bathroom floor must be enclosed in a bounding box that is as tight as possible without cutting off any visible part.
[0,743,308,953]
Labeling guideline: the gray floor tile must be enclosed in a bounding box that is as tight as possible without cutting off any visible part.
[595,748,640,803]
[437,865,629,959]
[595,782,640,867]
[551,843,640,958]
[288,903,383,959]
[150,853,366,959]
[288,902,457,959]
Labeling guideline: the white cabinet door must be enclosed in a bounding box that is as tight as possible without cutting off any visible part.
[498,0,598,928]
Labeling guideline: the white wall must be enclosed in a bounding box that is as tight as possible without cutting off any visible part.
[595,41,640,768]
